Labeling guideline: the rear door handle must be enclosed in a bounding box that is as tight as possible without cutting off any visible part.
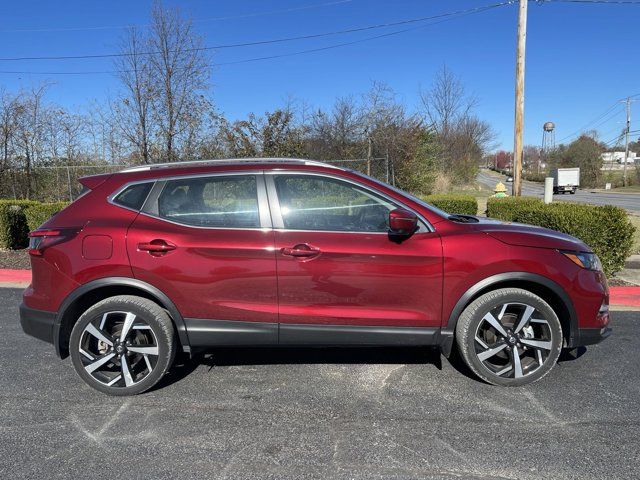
[281,244,321,258]
[138,239,176,256]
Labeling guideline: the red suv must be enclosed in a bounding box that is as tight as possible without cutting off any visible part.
[20,159,610,395]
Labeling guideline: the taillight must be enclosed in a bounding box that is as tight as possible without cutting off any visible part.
[28,228,80,256]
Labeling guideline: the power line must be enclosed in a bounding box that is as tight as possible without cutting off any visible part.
[557,94,640,143]
[0,0,356,33]
[0,2,510,75]
[0,1,513,62]
[557,102,621,142]
[604,131,626,147]
[541,0,640,4]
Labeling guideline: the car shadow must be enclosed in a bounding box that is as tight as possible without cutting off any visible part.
[151,345,587,392]
[153,346,446,391]
[558,346,587,363]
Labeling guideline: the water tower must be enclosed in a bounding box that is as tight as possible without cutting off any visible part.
[542,121,556,154]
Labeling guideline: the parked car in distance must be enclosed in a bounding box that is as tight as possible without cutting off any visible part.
[506,176,513,182]
[20,159,610,395]
[552,167,580,194]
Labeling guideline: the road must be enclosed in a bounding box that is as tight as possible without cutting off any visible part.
[477,170,640,213]
[1,287,639,479]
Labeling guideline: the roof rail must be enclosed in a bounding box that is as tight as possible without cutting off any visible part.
[119,158,342,173]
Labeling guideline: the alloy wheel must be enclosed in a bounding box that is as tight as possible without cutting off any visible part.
[78,311,159,388]
[474,302,554,379]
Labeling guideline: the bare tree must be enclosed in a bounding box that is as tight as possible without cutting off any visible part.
[0,90,19,177]
[308,97,363,160]
[419,66,494,183]
[148,2,210,161]
[14,84,52,198]
[113,26,154,164]
[419,65,477,136]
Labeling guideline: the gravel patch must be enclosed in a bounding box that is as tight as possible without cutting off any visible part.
[0,249,31,270]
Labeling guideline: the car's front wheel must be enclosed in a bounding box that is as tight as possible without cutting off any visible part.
[455,288,563,386]
[69,295,176,395]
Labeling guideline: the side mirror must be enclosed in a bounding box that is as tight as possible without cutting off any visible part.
[388,208,418,242]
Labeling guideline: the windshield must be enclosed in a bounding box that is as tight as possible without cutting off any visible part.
[354,172,451,219]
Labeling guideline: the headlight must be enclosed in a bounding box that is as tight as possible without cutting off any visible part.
[560,250,602,271]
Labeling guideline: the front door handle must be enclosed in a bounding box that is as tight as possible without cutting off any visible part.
[138,239,177,256]
[281,243,321,258]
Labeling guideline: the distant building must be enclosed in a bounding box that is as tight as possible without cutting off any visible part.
[601,151,637,164]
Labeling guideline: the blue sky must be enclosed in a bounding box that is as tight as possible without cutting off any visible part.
[0,0,638,150]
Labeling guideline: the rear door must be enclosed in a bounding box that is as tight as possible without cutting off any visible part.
[266,172,443,340]
[125,172,278,345]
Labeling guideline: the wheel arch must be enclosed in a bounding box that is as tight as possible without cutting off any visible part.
[54,277,190,359]
[445,272,578,349]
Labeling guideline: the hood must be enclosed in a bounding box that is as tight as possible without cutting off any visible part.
[469,217,590,252]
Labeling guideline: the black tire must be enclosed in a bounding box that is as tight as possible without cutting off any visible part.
[455,288,563,386]
[69,295,176,396]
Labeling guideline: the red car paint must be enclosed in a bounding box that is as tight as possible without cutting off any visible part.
[21,160,609,356]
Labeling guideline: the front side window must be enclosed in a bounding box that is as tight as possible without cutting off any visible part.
[274,175,396,232]
[157,175,259,228]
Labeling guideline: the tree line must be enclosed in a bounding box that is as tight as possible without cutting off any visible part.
[0,3,495,201]
[492,133,640,188]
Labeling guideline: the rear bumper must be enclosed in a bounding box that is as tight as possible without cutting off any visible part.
[19,303,56,345]
[575,326,612,346]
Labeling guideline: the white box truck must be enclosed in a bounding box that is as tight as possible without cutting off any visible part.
[552,167,580,194]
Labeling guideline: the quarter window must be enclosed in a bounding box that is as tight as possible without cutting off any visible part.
[113,182,153,211]
[157,175,260,228]
[274,175,397,232]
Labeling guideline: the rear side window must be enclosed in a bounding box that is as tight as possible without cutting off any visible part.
[156,175,259,228]
[113,182,153,211]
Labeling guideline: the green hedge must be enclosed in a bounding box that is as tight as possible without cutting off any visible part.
[487,197,635,275]
[485,197,542,221]
[0,200,39,249]
[24,202,69,232]
[421,194,478,215]
[0,200,69,249]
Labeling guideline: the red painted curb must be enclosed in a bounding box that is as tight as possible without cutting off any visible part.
[609,286,640,308]
[0,269,31,284]
[0,269,638,306]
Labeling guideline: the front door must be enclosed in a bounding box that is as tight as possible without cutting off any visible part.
[266,173,443,340]
[126,172,278,345]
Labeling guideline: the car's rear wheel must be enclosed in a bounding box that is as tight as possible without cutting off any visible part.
[455,288,563,386]
[69,295,176,395]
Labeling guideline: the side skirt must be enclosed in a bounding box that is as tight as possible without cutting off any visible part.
[184,318,447,349]
[279,324,439,346]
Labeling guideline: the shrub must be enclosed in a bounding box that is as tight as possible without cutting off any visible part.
[486,196,543,221]
[522,172,547,183]
[0,200,38,249]
[24,202,69,232]
[422,194,478,215]
[486,197,635,275]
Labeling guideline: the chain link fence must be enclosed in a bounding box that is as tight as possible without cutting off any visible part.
[0,164,126,202]
[0,157,394,202]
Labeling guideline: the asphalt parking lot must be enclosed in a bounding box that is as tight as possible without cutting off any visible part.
[1,288,638,480]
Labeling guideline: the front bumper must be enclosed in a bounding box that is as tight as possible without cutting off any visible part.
[20,303,56,345]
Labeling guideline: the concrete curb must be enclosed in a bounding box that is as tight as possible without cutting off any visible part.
[2,269,639,309]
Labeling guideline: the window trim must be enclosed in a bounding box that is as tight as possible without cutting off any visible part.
[130,171,271,230]
[264,171,433,234]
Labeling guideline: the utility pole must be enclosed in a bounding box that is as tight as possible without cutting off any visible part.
[623,97,631,187]
[512,0,528,196]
